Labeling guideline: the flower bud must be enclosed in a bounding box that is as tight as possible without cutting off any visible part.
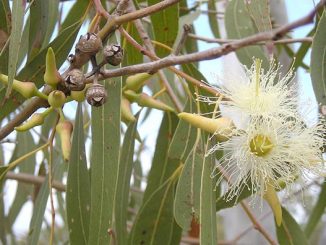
[70,84,90,102]
[86,83,107,107]
[48,90,66,108]
[124,90,174,112]
[44,47,62,87]
[0,74,48,99]
[75,33,102,55]
[103,44,124,66]
[263,182,282,226]
[56,121,73,161]
[15,113,45,132]
[64,69,86,91]
[178,112,234,142]
[124,73,153,91]
[121,97,136,123]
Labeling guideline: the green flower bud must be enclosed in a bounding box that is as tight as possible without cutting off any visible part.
[124,73,153,92]
[0,74,47,99]
[178,112,234,142]
[48,90,66,108]
[124,90,175,112]
[263,182,282,226]
[121,97,136,123]
[15,113,45,132]
[44,47,62,87]
[56,121,73,161]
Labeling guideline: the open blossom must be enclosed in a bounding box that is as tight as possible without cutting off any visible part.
[210,116,325,201]
[197,59,298,125]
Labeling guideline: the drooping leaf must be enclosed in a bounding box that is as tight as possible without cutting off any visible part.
[88,78,121,245]
[208,0,220,38]
[60,0,90,31]
[311,10,326,106]
[142,113,179,202]
[200,142,217,244]
[115,118,137,245]
[304,180,326,238]
[0,0,11,73]
[66,104,91,245]
[41,0,59,49]
[129,174,181,245]
[148,0,179,57]
[276,207,309,245]
[28,160,65,245]
[6,0,25,97]
[7,132,36,227]
[28,0,49,61]
[225,0,268,68]
[245,0,272,33]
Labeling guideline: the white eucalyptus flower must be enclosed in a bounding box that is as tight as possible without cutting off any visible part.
[210,116,325,201]
[197,59,297,125]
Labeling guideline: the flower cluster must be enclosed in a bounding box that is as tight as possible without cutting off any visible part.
[187,58,325,225]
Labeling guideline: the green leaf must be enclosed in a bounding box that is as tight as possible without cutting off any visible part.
[6,0,25,97]
[0,0,11,73]
[200,143,217,244]
[245,0,272,33]
[208,0,220,38]
[28,160,65,245]
[0,20,84,121]
[311,10,326,106]
[216,178,253,211]
[60,0,90,31]
[174,147,203,230]
[115,118,137,245]
[7,132,36,227]
[41,0,59,49]
[304,180,326,238]
[88,79,121,245]
[123,22,143,67]
[225,0,268,67]
[28,0,49,60]
[66,103,91,245]
[143,113,179,202]
[276,207,309,245]
[129,175,181,245]
[148,0,179,57]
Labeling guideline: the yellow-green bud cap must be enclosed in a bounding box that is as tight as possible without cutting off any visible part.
[124,90,174,112]
[121,97,136,123]
[48,90,66,108]
[69,84,90,102]
[178,112,234,142]
[125,73,153,91]
[56,121,73,161]
[15,113,45,131]
[263,182,282,226]
[44,47,62,87]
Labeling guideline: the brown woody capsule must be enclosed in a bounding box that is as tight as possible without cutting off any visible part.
[103,44,124,66]
[64,69,86,91]
[75,33,102,55]
[86,84,107,107]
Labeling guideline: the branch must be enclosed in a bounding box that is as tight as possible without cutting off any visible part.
[100,1,324,79]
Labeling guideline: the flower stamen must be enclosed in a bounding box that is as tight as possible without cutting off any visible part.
[249,134,273,156]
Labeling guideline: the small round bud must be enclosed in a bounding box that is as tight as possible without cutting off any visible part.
[76,33,102,55]
[103,44,124,66]
[86,84,107,107]
[64,69,86,91]
[48,90,66,108]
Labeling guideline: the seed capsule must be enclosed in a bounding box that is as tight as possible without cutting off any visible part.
[86,83,107,107]
[103,44,124,66]
[75,33,102,55]
[64,69,86,91]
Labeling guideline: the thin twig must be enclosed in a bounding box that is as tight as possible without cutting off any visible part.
[188,33,313,45]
